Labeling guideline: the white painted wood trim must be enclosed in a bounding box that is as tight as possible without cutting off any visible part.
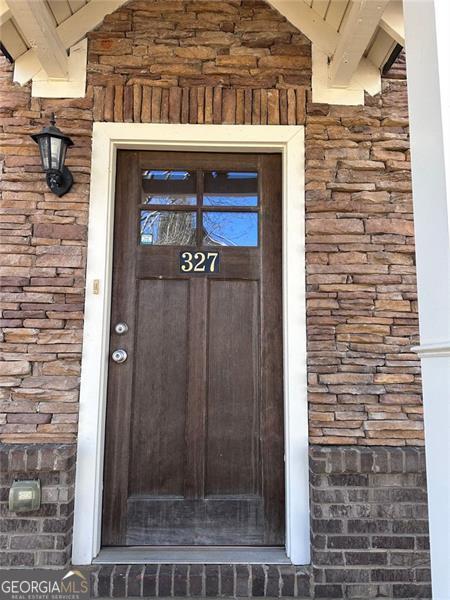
[312,44,381,105]
[0,0,11,27]
[266,0,338,56]
[12,0,128,85]
[404,0,450,597]
[329,0,389,88]
[380,0,404,47]
[31,38,87,98]
[6,0,68,78]
[412,342,450,358]
[72,123,308,566]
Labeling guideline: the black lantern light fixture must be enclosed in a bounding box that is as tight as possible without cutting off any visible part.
[31,113,74,197]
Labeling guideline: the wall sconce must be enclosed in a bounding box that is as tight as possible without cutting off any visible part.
[31,113,74,197]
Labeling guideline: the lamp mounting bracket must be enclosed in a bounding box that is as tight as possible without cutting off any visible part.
[46,166,73,197]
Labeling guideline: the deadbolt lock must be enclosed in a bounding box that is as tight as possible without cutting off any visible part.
[111,349,127,364]
[115,322,128,335]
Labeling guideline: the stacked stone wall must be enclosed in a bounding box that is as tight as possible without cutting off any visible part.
[0,0,421,446]
[306,71,421,445]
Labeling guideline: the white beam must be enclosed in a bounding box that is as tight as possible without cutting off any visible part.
[266,0,339,56]
[13,0,128,85]
[380,0,404,47]
[404,1,450,598]
[0,19,27,59]
[329,0,389,88]
[312,44,381,105]
[6,0,68,79]
[32,38,87,98]
[57,0,126,49]
[0,0,11,26]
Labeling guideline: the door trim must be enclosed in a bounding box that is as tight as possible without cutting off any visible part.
[72,123,308,565]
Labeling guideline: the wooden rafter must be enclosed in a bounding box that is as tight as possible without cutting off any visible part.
[380,0,404,46]
[266,0,339,56]
[11,0,128,84]
[0,0,11,27]
[6,0,68,78]
[329,0,390,88]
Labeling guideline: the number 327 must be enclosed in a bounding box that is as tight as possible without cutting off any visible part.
[180,251,219,273]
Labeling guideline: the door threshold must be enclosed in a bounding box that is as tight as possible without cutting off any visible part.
[93,546,291,565]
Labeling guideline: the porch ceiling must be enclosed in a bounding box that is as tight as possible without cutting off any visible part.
[0,0,128,96]
[266,0,404,103]
[0,0,404,102]
[268,0,404,70]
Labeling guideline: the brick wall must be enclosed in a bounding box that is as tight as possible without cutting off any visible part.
[0,0,422,446]
[88,446,430,599]
[310,446,431,599]
[91,563,312,598]
[0,444,75,567]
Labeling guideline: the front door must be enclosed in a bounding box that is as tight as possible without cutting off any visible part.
[102,150,284,546]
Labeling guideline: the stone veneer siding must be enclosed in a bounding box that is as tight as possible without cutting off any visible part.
[306,57,421,447]
[0,2,421,446]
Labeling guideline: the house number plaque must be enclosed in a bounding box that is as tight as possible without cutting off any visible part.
[180,251,220,273]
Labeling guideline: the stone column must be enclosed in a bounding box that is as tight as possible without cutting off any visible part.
[403,1,450,597]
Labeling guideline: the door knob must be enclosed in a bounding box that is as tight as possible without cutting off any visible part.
[111,349,127,364]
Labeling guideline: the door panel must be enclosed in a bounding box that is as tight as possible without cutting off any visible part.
[129,279,189,497]
[102,151,284,547]
[126,498,264,545]
[206,280,259,497]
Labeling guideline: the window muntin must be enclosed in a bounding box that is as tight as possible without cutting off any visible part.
[204,171,258,207]
[142,170,196,205]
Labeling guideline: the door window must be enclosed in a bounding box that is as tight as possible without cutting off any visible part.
[203,211,258,247]
[140,169,259,247]
[142,170,196,205]
[140,210,197,246]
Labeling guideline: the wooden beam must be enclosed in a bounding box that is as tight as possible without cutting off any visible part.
[32,38,87,98]
[380,0,404,46]
[311,0,330,19]
[57,0,127,49]
[46,0,72,25]
[67,0,86,12]
[13,0,128,84]
[0,0,11,26]
[265,0,339,56]
[367,27,397,70]
[325,0,350,31]
[329,0,389,88]
[0,19,27,59]
[6,0,68,78]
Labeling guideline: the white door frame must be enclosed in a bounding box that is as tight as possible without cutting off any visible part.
[72,123,309,566]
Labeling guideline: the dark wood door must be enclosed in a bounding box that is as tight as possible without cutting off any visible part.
[102,151,284,546]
